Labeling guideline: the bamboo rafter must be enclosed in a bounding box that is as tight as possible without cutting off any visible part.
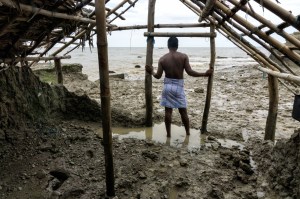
[197,0,300,66]
[110,23,210,31]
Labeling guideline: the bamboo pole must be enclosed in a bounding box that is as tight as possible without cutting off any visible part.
[208,3,295,74]
[54,58,63,84]
[144,32,216,37]
[15,3,96,24]
[110,23,211,31]
[252,0,300,32]
[145,0,156,127]
[95,0,115,196]
[265,74,279,141]
[51,0,129,56]
[63,44,81,56]
[227,0,300,50]
[199,0,216,22]
[0,55,71,63]
[201,24,215,133]
[0,15,17,36]
[190,0,286,72]
[255,65,300,84]
[105,7,126,20]
[108,0,139,23]
[208,0,300,66]
[106,0,130,16]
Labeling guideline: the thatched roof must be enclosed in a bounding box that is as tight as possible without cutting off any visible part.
[0,0,299,77]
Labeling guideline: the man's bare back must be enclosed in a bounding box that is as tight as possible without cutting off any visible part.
[147,49,211,80]
[159,51,187,79]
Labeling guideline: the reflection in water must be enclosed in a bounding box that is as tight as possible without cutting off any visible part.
[112,123,204,150]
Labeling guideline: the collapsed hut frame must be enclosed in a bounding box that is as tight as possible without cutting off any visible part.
[0,0,300,197]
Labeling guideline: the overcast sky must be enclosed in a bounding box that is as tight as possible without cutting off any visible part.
[105,0,300,47]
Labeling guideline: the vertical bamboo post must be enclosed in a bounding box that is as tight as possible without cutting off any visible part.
[201,24,215,133]
[54,58,63,84]
[145,0,156,127]
[265,74,279,141]
[95,0,115,196]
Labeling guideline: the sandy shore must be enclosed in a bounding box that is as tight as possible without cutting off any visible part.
[0,63,299,199]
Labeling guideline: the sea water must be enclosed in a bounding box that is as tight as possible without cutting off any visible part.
[48,47,267,81]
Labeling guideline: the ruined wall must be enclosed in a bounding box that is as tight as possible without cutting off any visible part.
[0,66,101,133]
[268,130,300,198]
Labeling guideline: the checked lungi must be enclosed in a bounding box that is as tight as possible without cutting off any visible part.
[160,77,187,108]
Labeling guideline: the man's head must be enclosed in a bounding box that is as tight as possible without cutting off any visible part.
[168,36,178,49]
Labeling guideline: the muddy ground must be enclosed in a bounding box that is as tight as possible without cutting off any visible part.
[0,64,299,199]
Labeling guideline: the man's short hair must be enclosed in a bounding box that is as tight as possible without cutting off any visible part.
[168,36,178,48]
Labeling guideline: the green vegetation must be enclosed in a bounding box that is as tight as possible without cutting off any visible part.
[34,70,57,84]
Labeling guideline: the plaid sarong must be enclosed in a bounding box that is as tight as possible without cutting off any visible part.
[160,77,187,108]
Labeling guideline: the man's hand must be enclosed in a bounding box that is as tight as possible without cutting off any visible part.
[205,69,213,76]
[145,65,153,74]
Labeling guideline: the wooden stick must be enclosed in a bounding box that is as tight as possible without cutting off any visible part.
[95,0,115,196]
[191,0,292,73]
[105,7,125,20]
[51,0,122,56]
[0,15,18,36]
[0,55,71,63]
[201,24,216,133]
[110,23,211,31]
[17,3,96,24]
[145,0,156,127]
[255,65,300,84]
[108,0,139,23]
[106,0,130,16]
[265,74,278,141]
[54,58,63,84]
[227,0,300,50]
[252,0,300,32]
[211,0,300,66]
[199,0,216,22]
[144,32,216,37]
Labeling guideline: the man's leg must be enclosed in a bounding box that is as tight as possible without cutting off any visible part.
[179,108,190,135]
[165,107,173,137]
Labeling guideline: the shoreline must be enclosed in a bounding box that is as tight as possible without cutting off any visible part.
[0,62,299,198]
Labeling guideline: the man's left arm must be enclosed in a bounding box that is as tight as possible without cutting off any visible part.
[145,60,163,79]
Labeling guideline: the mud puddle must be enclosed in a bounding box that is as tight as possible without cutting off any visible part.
[111,123,248,152]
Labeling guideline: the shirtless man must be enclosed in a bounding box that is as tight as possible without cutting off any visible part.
[146,36,212,137]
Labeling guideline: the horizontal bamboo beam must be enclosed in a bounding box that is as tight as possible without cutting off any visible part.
[255,65,300,84]
[144,32,216,37]
[0,55,71,63]
[2,2,112,27]
[110,23,211,31]
[17,3,96,24]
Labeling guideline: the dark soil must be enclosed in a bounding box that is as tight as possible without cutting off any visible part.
[0,65,299,199]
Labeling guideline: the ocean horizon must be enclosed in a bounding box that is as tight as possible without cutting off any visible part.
[47,47,267,81]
